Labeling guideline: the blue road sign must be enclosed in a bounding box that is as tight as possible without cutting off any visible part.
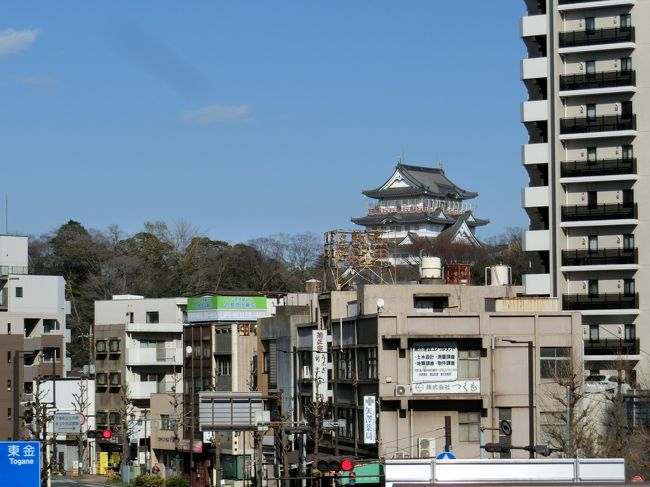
[0,441,41,486]
[436,451,456,460]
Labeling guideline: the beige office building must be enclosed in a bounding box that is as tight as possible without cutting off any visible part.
[520,0,648,382]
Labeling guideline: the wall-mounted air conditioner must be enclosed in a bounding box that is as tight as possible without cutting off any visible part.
[418,437,435,458]
[395,384,411,396]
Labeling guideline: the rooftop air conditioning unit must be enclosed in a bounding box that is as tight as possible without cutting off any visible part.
[418,437,435,458]
[395,384,411,396]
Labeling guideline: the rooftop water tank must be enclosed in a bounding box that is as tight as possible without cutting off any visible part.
[489,265,511,286]
[420,257,442,280]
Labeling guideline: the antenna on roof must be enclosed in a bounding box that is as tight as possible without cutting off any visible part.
[4,193,7,234]
[397,153,404,165]
[438,160,444,172]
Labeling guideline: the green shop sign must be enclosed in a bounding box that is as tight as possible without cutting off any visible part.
[187,295,267,311]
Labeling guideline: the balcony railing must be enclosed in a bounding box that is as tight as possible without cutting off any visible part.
[562,248,637,266]
[563,293,638,310]
[584,338,639,356]
[560,115,635,134]
[559,27,634,48]
[560,70,635,91]
[561,157,635,178]
[561,203,636,221]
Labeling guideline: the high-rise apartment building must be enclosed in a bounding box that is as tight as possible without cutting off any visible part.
[521,0,648,382]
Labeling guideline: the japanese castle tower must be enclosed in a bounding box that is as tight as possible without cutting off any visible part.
[352,163,488,261]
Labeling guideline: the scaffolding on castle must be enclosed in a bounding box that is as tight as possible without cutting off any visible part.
[323,229,395,291]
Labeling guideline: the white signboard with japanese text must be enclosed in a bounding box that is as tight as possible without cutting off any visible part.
[412,342,457,383]
[411,380,480,394]
[312,330,328,402]
[363,395,376,444]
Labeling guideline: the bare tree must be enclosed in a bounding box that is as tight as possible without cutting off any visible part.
[72,379,91,474]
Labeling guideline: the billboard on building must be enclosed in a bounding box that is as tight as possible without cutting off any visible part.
[186,295,268,322]
[410,341,480,394]
[363,395,376,444]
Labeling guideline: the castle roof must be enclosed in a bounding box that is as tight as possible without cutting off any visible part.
[361,163,478,201]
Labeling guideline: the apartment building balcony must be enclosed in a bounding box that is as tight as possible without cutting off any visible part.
[126,347,182,366]
[523,186,549,208]
[561,157,635,178]
[521,57,548,80]
[562,292,638,310]
[558,0,636,11]
[584,338,640,368]
[559,70,635,94]
[561,248,637,266]
[131,381,177,399]
[523,230,550,252]
[561,203,636,222]
[521,14,547,38]
[559,27,634,48]
[522,143,548,166]
[560,114,635,135]
[523,273,551,296]
[521,100,548,123]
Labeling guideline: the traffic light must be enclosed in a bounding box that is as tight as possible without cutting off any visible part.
[484,442,511,454]
[316,457,355,474]
[87,429,113,440]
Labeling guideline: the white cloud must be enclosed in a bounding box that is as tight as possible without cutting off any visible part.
[22,75,56,86]
[181,104,251,125]
[0,28,39,55]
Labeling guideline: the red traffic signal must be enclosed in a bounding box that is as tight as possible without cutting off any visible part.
[101,429,112,440]
[88,429,113,440]
[340,458,354,472]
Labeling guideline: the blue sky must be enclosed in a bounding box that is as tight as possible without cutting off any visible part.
[1,2,529,244]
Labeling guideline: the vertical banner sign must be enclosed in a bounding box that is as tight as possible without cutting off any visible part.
[412,342,457,382]
[312,330,328,402]
[363,395,376,444]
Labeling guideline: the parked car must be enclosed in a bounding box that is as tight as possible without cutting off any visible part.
[584,374,631,394]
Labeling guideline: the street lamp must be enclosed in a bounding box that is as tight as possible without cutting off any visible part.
[502,339,535,459]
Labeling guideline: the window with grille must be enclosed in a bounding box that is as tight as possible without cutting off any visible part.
[216,356,232,376]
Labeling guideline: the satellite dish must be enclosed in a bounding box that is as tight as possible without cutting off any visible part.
[377,298,385,310]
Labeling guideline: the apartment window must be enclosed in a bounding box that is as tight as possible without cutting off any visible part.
[588,280,598,297]
[338,349,353,380]
[109,372,121,386]
[146,311,159,324]
[620,14,631,29]
[108,339,120,353]
[24,382,33,394]
[459,412,481,442]
[96,412,108,427]
[458,349,480,379]
[7,380,11,391]
[109,412,120,425]
[585,60,596,76]
[358,347,378,380]
[588,236,598,252]
[586,192,597,210]
[621,101,632,118]
[623,189,633,206]
[95,340,107,353]
[414,295,448,312]
[15,287,23,298]
[96,373,108,386]
[623,234,634,250]
[589,325,599,342]
[498,408,512,459]
[625,324,636,341]
[43,348,59,362]
[43,320,59,333]
[585,17,595,34]
[624,279,635,296]
[216,356,232,376]
[586,104,596,121]
[160,415,171,430]
[203,340,211,359]
[622,145,633,161]
[7,408,11,420]
[621,57,632,73]
[540,347,571,379]
[586,147,597,163]
[128,312,134,323]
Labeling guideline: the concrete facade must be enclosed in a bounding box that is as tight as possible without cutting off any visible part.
[521,0,648,383]
[94,296,186,470]
[0,235,69,440]
[262,283,583,462]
